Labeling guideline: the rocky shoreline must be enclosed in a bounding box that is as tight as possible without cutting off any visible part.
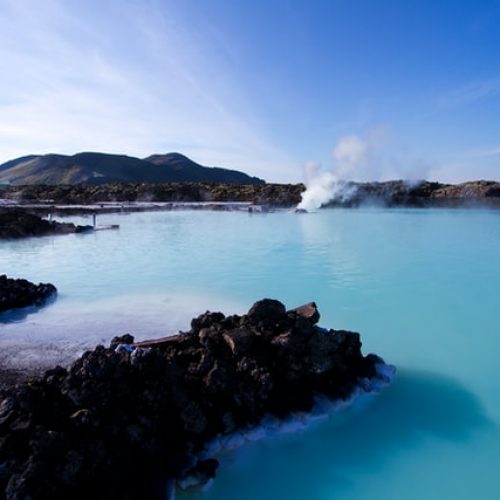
[2,179,500,209]
[0,299,392,499]
[323,179,500,208]
[0,182,304,207]
[0,208,93,239]
[0,275,57,314]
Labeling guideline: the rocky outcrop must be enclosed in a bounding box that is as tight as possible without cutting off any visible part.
[0,370,31,393]
[0,208,93,239]
[430,180,500,200]
[0,182,304,207]
[323,180,500,208]
[3,179,500,210]
[0,299,391,499]
[0,275,57,314]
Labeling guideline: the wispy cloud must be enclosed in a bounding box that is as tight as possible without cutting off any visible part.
[480,146,500,157]
[467,146,500,158]
[332,135,368,177]
[0,0,295,181]
[441,77,500,106]
[328,127,431,182]
[300,126,434,188]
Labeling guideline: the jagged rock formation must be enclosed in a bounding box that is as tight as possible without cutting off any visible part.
[0,299,391,499]
[323,180,500,207]
[0,152,264,186]
[0,208,93,239]
[431,180,500,200]
[0,182,303,207]
[2,179,500,210]
[0,275,57,314]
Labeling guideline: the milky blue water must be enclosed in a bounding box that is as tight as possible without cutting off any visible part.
[1,208,500,499]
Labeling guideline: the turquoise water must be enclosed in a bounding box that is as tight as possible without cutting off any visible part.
[1,208,500,499]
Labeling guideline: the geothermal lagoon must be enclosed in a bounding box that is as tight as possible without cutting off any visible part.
[1,208,500,499]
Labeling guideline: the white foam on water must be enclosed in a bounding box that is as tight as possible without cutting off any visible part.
[179,362,395,492]
[0,291,245,371]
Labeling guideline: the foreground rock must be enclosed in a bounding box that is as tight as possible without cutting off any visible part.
[0,208,93,239]
[0,369,32,393]
[0,275,57,314]
[0,299,391,499]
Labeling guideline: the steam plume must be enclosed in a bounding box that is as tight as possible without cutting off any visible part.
[297,135,368,211]
[297,128,431,210]
[297,172,355,211]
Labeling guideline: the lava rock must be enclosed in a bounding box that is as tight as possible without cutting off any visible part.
[0,208,92,239]
[288,301,320,324]
[0,275,57,314]
[0,299,389,499]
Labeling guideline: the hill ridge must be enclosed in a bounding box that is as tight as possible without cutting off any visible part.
[0,151,265,186]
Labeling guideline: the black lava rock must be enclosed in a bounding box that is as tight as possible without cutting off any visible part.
[0,275,57,314]
[0,299,388,499]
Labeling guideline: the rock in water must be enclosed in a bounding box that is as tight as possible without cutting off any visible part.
[0,299,391,499]
[0,208,93,239]
[0,275,57,313]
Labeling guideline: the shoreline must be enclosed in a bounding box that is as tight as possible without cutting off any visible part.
[0,354,395,498]
[2,179,500,213]
[3,197,500,222]
[0,299,392,499]
[176,361,395,495]
[0,200,270,216]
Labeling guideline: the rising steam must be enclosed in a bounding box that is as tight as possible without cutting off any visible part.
[297,172,356,211]
[297,135,367,211]
[297,128,431,211]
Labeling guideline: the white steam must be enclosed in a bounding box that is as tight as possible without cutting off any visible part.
[297,128,432,211]
[297,135,369,211]
[297,172,355,211]
[332,135,368,177]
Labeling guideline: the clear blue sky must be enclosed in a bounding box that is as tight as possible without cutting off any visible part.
[0,0,499,182]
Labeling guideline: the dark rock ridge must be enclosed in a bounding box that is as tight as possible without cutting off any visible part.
[0,182,303,207]
[0,152,264,186]
[0,208,93,239]
[324,180,500,207]
[0,299,391,499]
[2,179,500,210]
[0,275,57,314]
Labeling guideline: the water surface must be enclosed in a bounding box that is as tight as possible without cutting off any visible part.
[1,208,499,499]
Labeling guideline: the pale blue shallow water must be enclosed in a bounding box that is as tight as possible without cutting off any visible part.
[1,208,500,499]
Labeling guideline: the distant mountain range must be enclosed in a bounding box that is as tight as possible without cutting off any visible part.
[0,152,265,185]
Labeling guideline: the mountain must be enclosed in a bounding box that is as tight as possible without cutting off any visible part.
[0,152,265,185]
[144,153,264,184]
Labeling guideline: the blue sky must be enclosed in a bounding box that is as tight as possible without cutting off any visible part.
[0,0,499,182]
